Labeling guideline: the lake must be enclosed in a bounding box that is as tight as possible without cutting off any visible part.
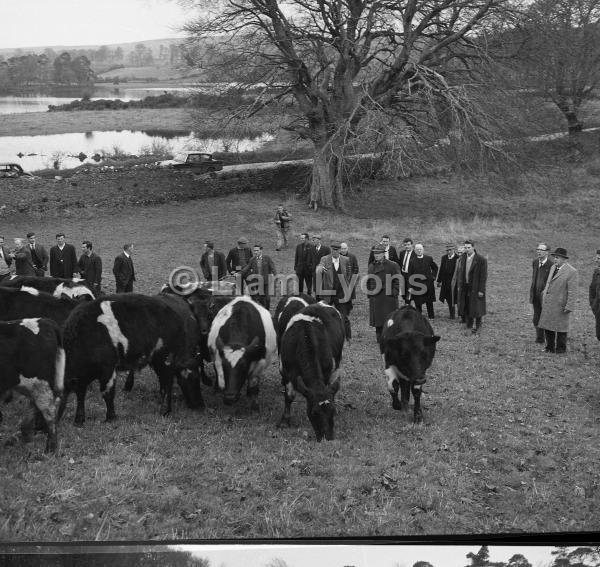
[0,131,275,172]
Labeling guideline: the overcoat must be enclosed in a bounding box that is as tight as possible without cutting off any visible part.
[410,254,438,306]
[50,243,78,278]
[456,252,487,318]
[367,259,401,327]
[14,246,36,276]
[316,254,352,301]
[342,252,359,300]
[437,253,458,304]
[538,263,577,332]
[588,267,600,316]
[200,250,227,281]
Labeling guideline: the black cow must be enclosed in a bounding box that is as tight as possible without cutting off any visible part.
[380,305,440,423]
[59,294,201,426]
[208,295,277,409]
[0,286,81,326]
[278,302,345,441]
[0,318,65,452]
[273,293,316,352]
[1,275,95,299]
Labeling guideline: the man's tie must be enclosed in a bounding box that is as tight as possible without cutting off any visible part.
[403,253,409,272]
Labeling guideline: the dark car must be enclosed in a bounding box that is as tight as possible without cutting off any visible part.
[0,163,33,178]
[157,152,224,173]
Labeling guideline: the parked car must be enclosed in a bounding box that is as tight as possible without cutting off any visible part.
[0,163,33,178]
[157,152,224,173]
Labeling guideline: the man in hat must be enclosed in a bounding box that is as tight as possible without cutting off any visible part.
[367,244,401,343]
[316,242,353,339]
[538,247,578,353]
[226,237,252,275]
[310,234,330,297]
[456,239,487,334]
[200,241,227,281]
[589,249,600,341]
[530,242,553,343]
[437,243,459,319]
[274,204,292,251]
[294,232,314,295]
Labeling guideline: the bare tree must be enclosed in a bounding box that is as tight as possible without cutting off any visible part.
[513,0,600,133]
[181,0,515,210]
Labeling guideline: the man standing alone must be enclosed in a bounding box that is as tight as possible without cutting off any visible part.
[274,205,292,251]
[456,240,487,334]
[589,249,600,341]
[50,233,78,279]
[113,243,136,293]
[539,247,577,353]
[529,242,553,343]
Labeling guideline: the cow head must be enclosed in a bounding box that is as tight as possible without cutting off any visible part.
[384,331,440,385]
[215,335,265,405]
[297,374,340,441]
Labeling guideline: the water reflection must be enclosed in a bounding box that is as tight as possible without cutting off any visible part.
[0,130,274,172]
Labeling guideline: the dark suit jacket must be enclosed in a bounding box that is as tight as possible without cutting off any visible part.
[225,246,253,273]
[341,252,359,299]
[530,258,552,304]
[22,243,48,276]
[112,252,135,288]
[294,242,314,273]
[200,250,227,280]
[14,246,37,276]
[50,243,78,278]
[316,254,352,301]
[368,245,399,266]
[311,245,331,272]
[78,252,102,291]
[241,255,276,290]
[437,253,458,304]
[456,252,487,318]
[410,254,438,305]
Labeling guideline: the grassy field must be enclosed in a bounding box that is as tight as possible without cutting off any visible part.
[0,153,599,540]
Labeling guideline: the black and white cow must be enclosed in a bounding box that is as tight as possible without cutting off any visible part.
[59,294,201,426]
[273,293,316,352]
[0,286,81,326]
[208,296,276,409]
[277,302,345,441]
[380,305,440,423]
[0,318,65,453]
[1,276,95,299]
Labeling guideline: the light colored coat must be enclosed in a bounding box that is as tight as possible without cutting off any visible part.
[538,262,578,333]
[316,254,351,295]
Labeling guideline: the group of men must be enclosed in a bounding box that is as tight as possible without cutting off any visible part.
[0,232,136,295]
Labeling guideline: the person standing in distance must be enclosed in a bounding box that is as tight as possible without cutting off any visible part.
[456,239,487,334]
[437,243,459,319]
[50,232,78,279]
[529,242,553,344]
[113,243,136,293]
[274,205,292,251]
[78,240,102,296]
[294,232,314,295]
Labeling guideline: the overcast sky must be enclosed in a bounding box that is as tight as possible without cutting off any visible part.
[0,0,192,49]
[172,544,556,567]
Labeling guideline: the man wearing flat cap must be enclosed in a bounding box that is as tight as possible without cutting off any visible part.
[538,247,578,353]
[316,242,353,339]
[530,242,553,343]
[437,243,459,319]
[226,237,252,275]
[588,249,600,341]
[367,244,401,343]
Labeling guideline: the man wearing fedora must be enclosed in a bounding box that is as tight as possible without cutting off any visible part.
[589,249,600,341]
[437,243,459,319]
[538,247,578,353]
[529,242,553,343]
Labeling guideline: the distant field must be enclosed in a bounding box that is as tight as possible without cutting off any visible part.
[0,157,599,539]
[97,66,198,81]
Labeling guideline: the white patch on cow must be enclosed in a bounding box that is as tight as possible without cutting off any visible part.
[214,355,225,390]
[54,283,94,299]
[284,313,321,334]
[53,283,68,298]
[384,366,399,392]
[223,346,245,368]
[387,318,394,327]
[9,274,17,280]
[20,318,40,335]
[20,286,39,296]
[207,295,276,374]
[16,376,56,425]
[330,356,341,385]
[278,296,308,321]
[381,353,387,367]
[55,347,66,392]
[318,400,331,406]
[102,371,117,395]
[150,338,164,355]
[97,301,129,354]
[413,384,422,391]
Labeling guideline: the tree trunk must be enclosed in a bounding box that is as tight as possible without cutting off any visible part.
[309,142,345,210]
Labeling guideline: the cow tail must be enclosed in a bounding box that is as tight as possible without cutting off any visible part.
[54,327,66,397]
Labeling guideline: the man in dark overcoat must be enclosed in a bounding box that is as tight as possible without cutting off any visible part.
[78,240,102,296]
[367,245,401,343]
[310,234,331,298]
[200,241,227,281]
[294,232,314,295]
[411,243,438,319]
[456,239,487,334]
[530,242,553,343]
[13,237,36,276]
[437,243,459,319]
[316,242,353,339]
[25,232,48,276]
[451,245,466,323]
[50,233,78,279]
[242,244,277,310]
[590,250,600,341]
[112,243,136,293]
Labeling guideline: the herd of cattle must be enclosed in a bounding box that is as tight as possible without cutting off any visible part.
[0,274,440,452]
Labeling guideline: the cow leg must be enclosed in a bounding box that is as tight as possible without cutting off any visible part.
[123,370,135,392]
[247,363,265,412]
[16,379,58,453]
[277,380,296,428]
[177,367,205,410]
[19,402,36,444]
[100,371,117,422]
[73,381,88,426]
[411,384,423,423]
[384,367,402,410]
[151,353,173,416]
[399,380,410,412]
